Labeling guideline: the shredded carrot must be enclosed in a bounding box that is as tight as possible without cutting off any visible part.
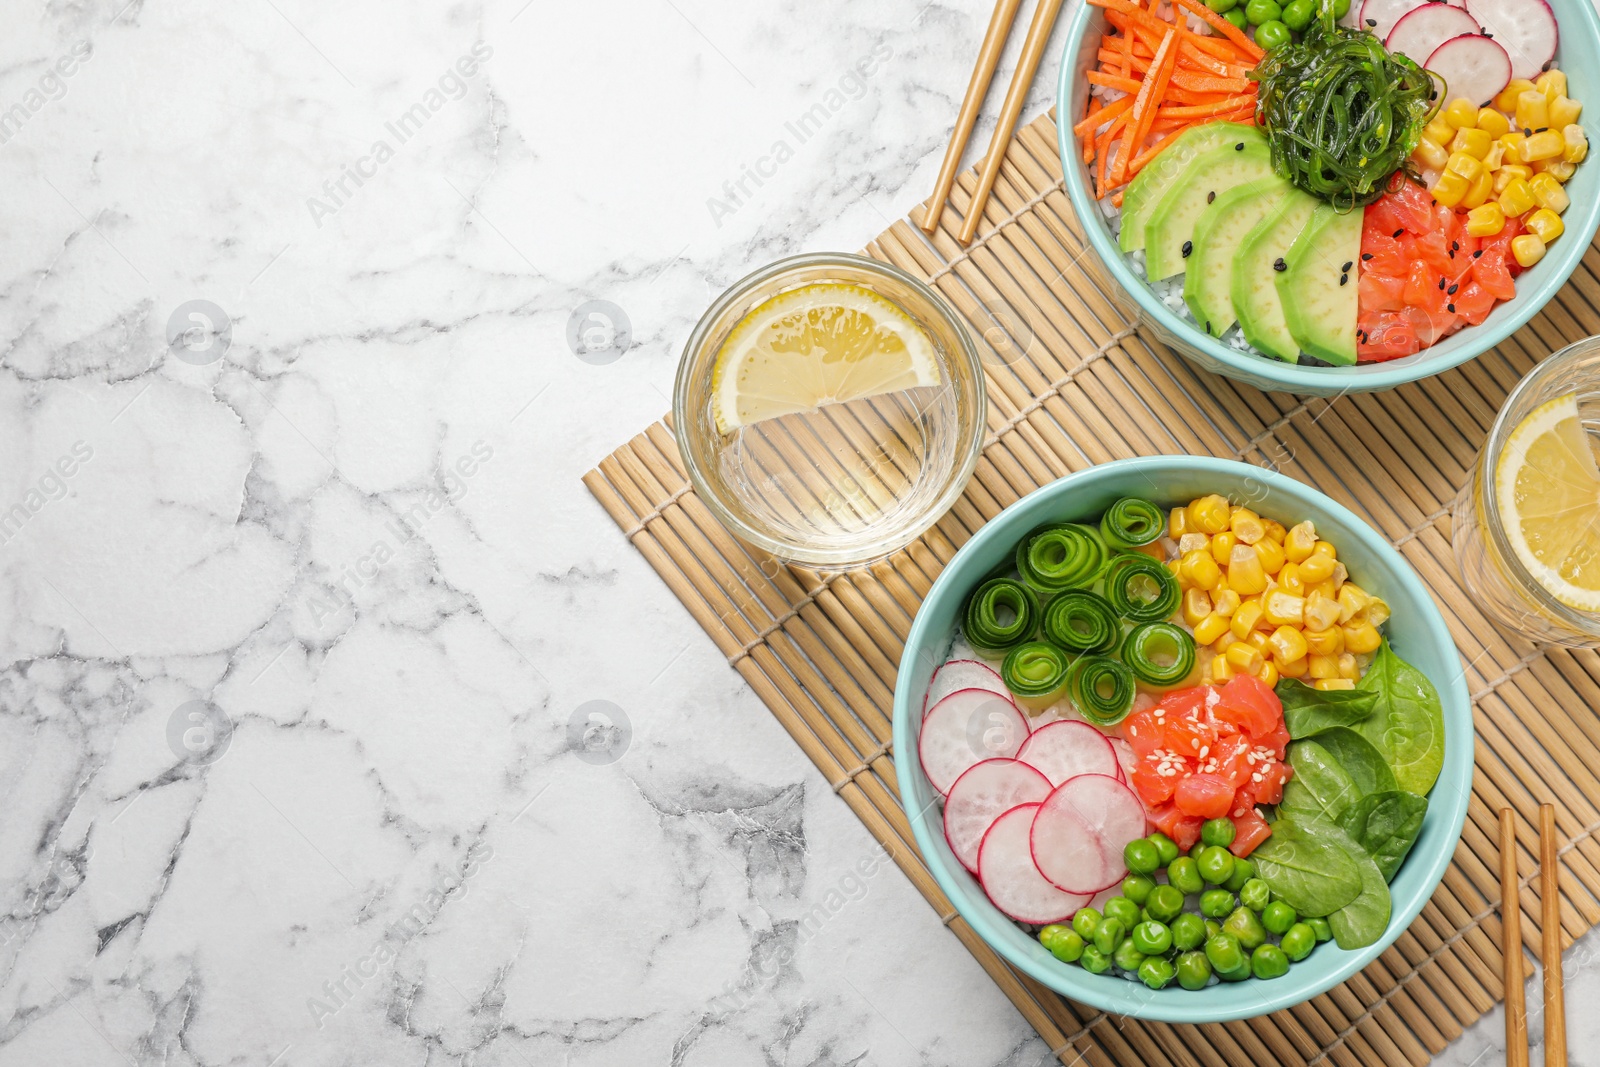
[1170,0,1264,60]
[1117,28,1177,183]
[1096,112,1127,198]
[1169,72,1253,94]
[1113,191,1125,208]
[1087,71,1143,94]
[1156,96,1256,118]
[1074,94,1134,136]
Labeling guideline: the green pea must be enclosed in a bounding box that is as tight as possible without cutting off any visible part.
[1171,912,1207,952]
[1073,908,1103,940]
[1104,896,1142,930]
[1148,832,1180,867]
[1093,917,1126,955]
[1041,925,1085,963]
[1223,8,1248,28]
[1251,943,1291,980]
[1200,889,1237,919]
[1240,877,1272,912]
[1262,900,1298,936]
[1177,950,1213,990]
[1138,955,1177,990]
[1189,841,1206,860]
[1145,884,1186,923]
[1255,19,1293,49]
[1114,939,1149,972]
[1206,0,1241,10]
[1244,0,1281,24]
[1200,818,1237,848]
[1204,930,1245,974]
[1281,0,1314,30]
[1224,857,1256,893]
[1168,857,1204,896]
[1197,846,1236,886]
[1122,875,1156,907]
[1280,922,1317,962]
[1080,944,1113,974]
[1205,919,1223,940]
[1332,0,1351,18]
[1124,838,1161,875]
[1223,906,1267,951]
[1131,920,1173,955]
[1307,916,1334,942]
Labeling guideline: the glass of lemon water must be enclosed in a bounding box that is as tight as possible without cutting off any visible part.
[673,253,986,568]
[1452,336,1600,646]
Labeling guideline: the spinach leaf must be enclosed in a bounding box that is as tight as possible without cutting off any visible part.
[1313,727,1398,798]
[1327,821,1393,949]
[1339,790,1429,882]
[1280,740,1361,825]
[1355,641,1446,796]
[1249,817,1364,916]
[1278,679,1380,739]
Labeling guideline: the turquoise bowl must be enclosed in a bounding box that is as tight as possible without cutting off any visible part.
[893,457,1471,1022]
[1055,2,1600,397]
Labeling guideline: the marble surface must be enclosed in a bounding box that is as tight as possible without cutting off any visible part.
[1,0,1596,1064]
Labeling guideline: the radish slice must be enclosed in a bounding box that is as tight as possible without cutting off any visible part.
[1108,737,1137,784]
[1467,0,1557,81]
[943,759,1053,872]
[977,803,1092,924]
[1358,0,1427,43]
[1385,4,1480,61]
[919,689,1030,795]
[1030,774,1149,894]
[1015,720,1119,786]
[1426,34,1512,105]
[924,659,1012,717]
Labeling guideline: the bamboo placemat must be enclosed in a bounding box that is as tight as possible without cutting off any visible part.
[583,110,1600,1067]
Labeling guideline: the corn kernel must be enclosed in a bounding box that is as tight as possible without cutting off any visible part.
[1482,139,1506,172]
[1211,588,1241,618]
[1313,540,1336,560]
[1500,131,1527,165]
[1343,621,1383,654]
[1522,128,1563,161]
[1445,97,1479,129]
[1313,678,1356,691]
[1304,626,1345,656]
[1262,589,1305,627]
[1277,561,1305,597]
[1424,116,1457,147]
[1525,207,1564,242]
[1308,653,1340,680]
[1517,89,1551,132]
[1269,625,1309,664]
[1562,125,1587,164]
[1495,78,1537,113]
[1498,176,1537,217]
[1367,597,1390,628]
[1466,202,1506,236]
[1530,172,1570,213]
[1310,578,1338,601]
[1253,536,1286,575]
[1230,600,1265,640]
[1445,151,1486,183]
[1168,506,1189,539]
[1180,548,1222,591]
[1550,94,1583,128]
[1283,521,1317,563]
[1182,587,1212,627]
[1188,494,1231,534]
[1226,641,1264,675]
[1304,590,1341,631]
[1211,655,1234,683]
[1431,169,1470,208]
[1167,559,1188,591]
[1495,163,1532,193]
[1337,583,1370,623]
[1450,126,1492,159]
[1230,507,1265,545]
[1536,68,1567,102]
[1210,530,1237,566]
[1214,631,1235,655]
[1178,532,1211,556]
[1298,553,1336,584]
[1262,519,1287,543]
[1257,661,1279,688]
[1477,107,1512,139]
[1535,157,1577,180]
[1245,629,1271,653]
[1337,653,1360,681]
[1462,169,1495,210]
[1227,543,1268,595]
[1277,654,1309,679]
[1193,611,1230,646]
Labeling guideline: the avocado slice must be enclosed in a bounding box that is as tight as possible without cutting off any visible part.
[1233,189,1322,361]
[1119,122,1253,254]
[1277,204,1363,366]
[1144,135,1273,281]
[1183,177,1294,337]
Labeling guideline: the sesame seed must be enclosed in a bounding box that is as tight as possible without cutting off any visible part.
[1235,142,1245,151]
[1448,303,1456,313]
[1208,190,1216,203]
[1183,240,1193,258]
[1448,283,1458,295]
[1273,257,1287,272]
[1361,252,1373,260]
[1393,228,1404,238]
[1341,260,1353,272]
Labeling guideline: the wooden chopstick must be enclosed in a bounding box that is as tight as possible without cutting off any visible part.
[921,0,1027,235]
[1540,803,1568,1067]
[956,0,1067,245]
[1500,808,1530,1067]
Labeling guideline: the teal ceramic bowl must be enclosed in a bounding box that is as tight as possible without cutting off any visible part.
[1055,2,1600,397]
[893,457,1471,1022]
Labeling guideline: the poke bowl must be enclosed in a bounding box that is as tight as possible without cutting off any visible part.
[1055,0,1600,396]
[892,457,1471,1021]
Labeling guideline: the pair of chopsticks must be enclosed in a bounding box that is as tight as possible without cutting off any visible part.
[921,0,1066,244]
[1499,805,1567,1067]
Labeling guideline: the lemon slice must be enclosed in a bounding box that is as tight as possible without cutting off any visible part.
[711,282,940,434]
[1494,392,1600,611]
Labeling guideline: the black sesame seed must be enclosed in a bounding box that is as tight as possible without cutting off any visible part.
[1536,126,1549,133]
[1208,191,1217,203]
[1339,273,1349,286]
[1451,241,1459,251]
[1207,321,1213,333]
[1235,142,1245,151]
[1524,128,1533,137]
[1448,303,1456,312]
[1182,240,1193,257]
[1273,257,1287,272]
[1361,252,1373,260]
[1342,260,1353,272]
[1438,277,1446,290]
[1474,249,1483,258]
[1483,30,1493,37]
[1366,16,1376,24]
[1449,249,1455,258]
[1544,60,1554,71]
[1393,228,1404,238]
[1448,283,1459,294]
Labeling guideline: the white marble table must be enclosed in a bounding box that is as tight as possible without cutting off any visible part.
[1,0,1596,1063]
